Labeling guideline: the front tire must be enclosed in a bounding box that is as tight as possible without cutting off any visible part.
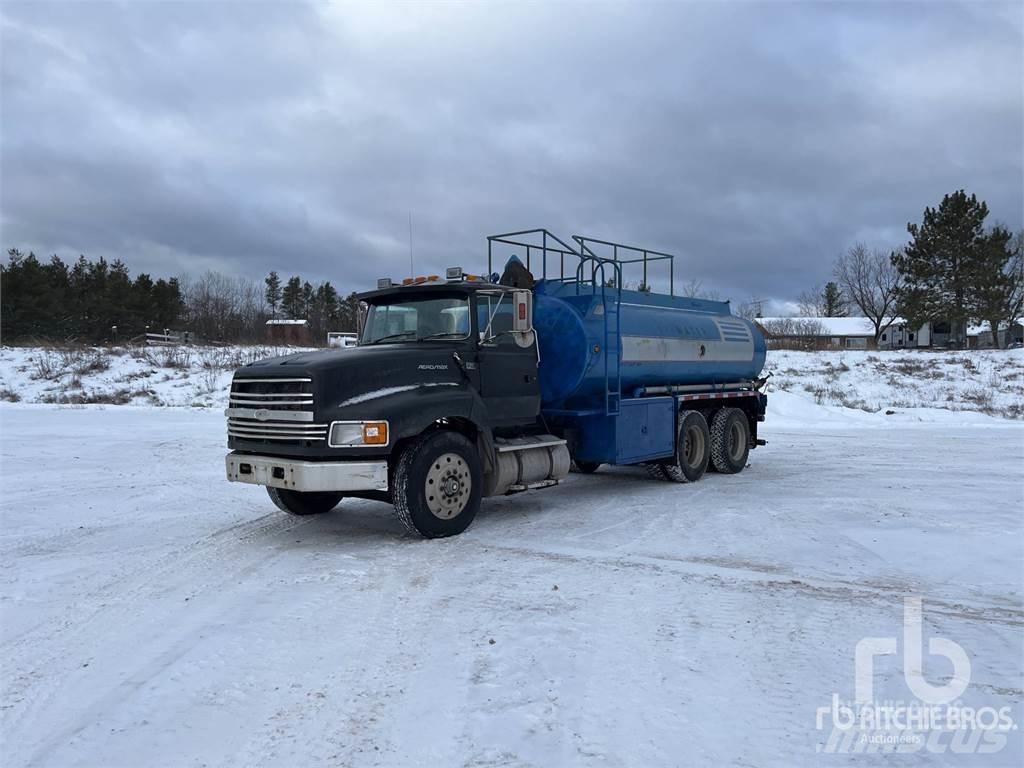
[573,460,602,474]
[394,431,482,538]
[710,407,750,474]
[267,486,344,516]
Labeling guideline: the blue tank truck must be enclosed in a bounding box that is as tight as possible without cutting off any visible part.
[225,230,768,537]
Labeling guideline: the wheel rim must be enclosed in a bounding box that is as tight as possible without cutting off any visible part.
[729,421,746,462]
[425,452,472,520]
[683,424,706,468]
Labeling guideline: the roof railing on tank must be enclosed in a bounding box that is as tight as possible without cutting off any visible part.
[572,251,622,296]
[572,235,676,297]
[486,229,583,282]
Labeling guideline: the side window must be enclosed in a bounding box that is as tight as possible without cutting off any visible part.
[442,306,471,336]
[477,296,515,344]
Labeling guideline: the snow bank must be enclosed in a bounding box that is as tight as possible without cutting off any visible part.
[765,348,1024,421]
[2,345,1022,423]
[0,345,316,409]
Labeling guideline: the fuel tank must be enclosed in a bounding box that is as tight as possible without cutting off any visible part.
[532,280,766,407]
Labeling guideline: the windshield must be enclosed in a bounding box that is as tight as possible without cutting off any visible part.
[360,295,471,344]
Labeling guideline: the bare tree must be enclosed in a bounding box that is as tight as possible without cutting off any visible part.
[180,271,270,343]
[834,243,902,345]
[680,278,722,301]
[797,285,826,317]
[757,318,827,350]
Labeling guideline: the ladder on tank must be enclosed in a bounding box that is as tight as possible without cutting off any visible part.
[574,242,622,417]
[604,288,622,416]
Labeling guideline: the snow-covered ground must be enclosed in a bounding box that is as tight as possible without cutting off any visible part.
[766,348,1024,420]
[2,345,1022,420]
[0,345,313,408]
[1,400,1022,766]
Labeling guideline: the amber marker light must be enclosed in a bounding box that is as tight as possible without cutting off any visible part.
[362,422,388,445]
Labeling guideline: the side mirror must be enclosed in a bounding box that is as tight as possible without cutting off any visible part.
[512,290,533,333]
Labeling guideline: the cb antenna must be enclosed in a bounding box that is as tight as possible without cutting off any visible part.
[408,211,413,278]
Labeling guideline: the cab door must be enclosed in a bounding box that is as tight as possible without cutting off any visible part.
[475,294,541,426]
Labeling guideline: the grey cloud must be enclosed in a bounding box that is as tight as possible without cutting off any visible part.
[2,0,1021,305]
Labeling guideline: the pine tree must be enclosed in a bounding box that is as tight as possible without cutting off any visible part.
[67,256,90,336]
[893,190,992,346]
[45,255,72,338]
[301,281,314,318]
[106,260,133,340]
[822,282,846,317]
[338,291,362,332]
[308,281,341,340]
[4,251,47,338]
[970,225,1020,348]
[264,271,282,318]
[132,273,155,333]
[152,277,184,331]
[281,276,304,319]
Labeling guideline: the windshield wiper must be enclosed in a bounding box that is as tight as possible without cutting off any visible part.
[367,331,417,345]
[418,332,465,341]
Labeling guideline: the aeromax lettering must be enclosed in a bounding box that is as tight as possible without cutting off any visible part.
[417,364,449,370]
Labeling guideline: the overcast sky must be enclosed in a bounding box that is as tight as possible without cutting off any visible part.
[2,0,1021,311]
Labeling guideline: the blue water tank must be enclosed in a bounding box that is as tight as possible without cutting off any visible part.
[533,280,766,407]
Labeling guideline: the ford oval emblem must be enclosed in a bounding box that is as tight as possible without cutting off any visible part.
[253,409,270,421]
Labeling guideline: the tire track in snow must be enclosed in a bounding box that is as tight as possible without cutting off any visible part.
[1,509,310,757]
[471,542,1024,628]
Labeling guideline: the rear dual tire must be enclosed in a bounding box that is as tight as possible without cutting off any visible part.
[658,409,711,483]
[646,407,751,482]
[710,407,750,474]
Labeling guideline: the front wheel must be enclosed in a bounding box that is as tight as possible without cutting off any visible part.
[267,486,344,516]
[573,460,602,474]
[393,431,483,538]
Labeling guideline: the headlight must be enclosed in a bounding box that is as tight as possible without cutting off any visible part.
[328,420,389,448]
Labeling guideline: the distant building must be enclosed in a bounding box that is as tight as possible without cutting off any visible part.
[265,318,312,346]
[969,320,1024,349]
[757,316,1024,350]
[756,317,930,350]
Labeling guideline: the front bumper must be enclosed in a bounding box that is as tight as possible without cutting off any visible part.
[225,452,389,493]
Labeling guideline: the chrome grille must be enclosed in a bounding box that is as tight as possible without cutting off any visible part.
[227,377,325,443]
[227,418,328,441]
[229,377,313,410]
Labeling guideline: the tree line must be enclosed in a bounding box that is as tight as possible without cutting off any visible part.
[1,250,184,342]
[0,250,361,344]
[263,271,361,341]
[796,190,1023,347]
